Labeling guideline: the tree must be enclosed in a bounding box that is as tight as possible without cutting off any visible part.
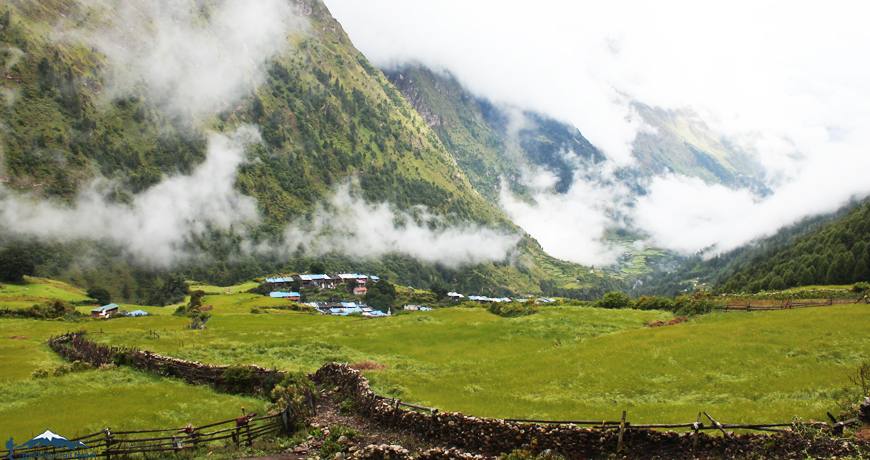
[308,262,326,274]
[430,281,448,300]
[365,280,397,311]
[0,246,36,283]
[86,287,112,305]
[596,291,632,309]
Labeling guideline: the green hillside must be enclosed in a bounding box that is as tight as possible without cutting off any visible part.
[0,1,609,299]
[383,64,603,201]
[638,199,870,295]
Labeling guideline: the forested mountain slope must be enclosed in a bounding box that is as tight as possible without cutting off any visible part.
[637,199,870,295]
[0,0,615,301]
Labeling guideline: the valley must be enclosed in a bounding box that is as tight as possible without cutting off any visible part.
[1,276,867,446]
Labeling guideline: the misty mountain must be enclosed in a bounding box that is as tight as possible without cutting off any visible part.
[636,198,870,295]
[384,65,604,201]
[0,0,621,300]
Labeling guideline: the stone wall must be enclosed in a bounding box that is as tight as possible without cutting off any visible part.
[48,332,284,396]
[314,363,870,459]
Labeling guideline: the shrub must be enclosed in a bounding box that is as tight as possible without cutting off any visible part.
[318,425,357,459]
[86,287,111,305]
[596,291,632,309]
[673,295,717,316]
[634,296,674,311]
[488,302,537,317]
[269,372,317,429]
[851,282,870,294]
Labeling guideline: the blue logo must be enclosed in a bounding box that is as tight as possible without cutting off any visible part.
[6,430,96,459]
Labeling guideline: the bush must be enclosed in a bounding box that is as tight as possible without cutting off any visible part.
[270,372,317,428]
[596,291,632,309]
[488,302,537,317]
[851,282,870,293]
[86,287,111,305]
[634,296,675,311]
[673,295,717,316]
[0,300,80,319]
[318,425,357,459]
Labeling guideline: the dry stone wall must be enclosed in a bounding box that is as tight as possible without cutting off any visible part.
[48,332,284,396]
[314,363,870,459]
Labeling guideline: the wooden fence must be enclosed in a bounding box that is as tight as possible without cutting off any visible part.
[1,410,291,459]
[719,297,860,312]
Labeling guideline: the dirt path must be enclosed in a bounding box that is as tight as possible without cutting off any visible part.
[246,386,445,459]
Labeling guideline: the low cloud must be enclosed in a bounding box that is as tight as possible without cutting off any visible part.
[500,169,623,266]
[0,127,261,266]
[281,184,520,268]
[634,148,870,255]
[63,0,306,121]
[327,0,870,261]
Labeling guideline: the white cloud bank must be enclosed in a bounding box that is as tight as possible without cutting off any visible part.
[68,0,306,121]
[326,0,870,260]
[500,171,622,266]
[0,127,261,266]
[281,184,520,268]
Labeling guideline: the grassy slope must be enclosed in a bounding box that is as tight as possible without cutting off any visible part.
[63,287,869,424]
[0,276,92,309]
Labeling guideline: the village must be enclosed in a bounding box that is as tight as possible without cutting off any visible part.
[260,272,557,318]
[85,272,557,320]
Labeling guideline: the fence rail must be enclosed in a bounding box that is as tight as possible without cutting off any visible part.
[1,410,290,459]
[719,297,860,312]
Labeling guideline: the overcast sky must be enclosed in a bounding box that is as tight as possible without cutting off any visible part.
[326,0,870,264]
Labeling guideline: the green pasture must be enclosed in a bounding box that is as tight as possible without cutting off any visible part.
[76,300,870,424]
[0,319,268,441]
[0,280,868,435]
[0,276,92,309]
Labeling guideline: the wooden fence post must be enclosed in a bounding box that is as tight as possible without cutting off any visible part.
[703,412,729,438]
[692,412,702,450]
[103,428,112,460]
[617,410,627,453]
[392,398,400,425]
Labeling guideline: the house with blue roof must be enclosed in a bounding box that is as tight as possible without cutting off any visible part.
[91,303,120,319]
[270,291,301,301]
[298,274,337,289]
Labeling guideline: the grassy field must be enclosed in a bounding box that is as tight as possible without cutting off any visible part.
[1,280,868,438]
[72,295,870,424]
[0,276,93,309]
[0,318,268,441]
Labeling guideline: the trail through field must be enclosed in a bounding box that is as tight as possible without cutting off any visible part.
[245,385,454,459]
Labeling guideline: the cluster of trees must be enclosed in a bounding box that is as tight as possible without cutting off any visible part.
[718,201,870,293]
[596,291,718,316]
[365,280,397,311]
[174,290,210,329]
[0,246,35,283]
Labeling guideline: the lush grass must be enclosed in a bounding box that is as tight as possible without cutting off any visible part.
[2,284,868,433]
[0,367,269,441]
[0,318,268,441]
[0,276,92,309]
[77,303,870,425]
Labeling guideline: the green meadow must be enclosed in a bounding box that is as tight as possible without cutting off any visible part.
[0,276,93,309]
[0,318,268,441]
[0,277,868,439]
